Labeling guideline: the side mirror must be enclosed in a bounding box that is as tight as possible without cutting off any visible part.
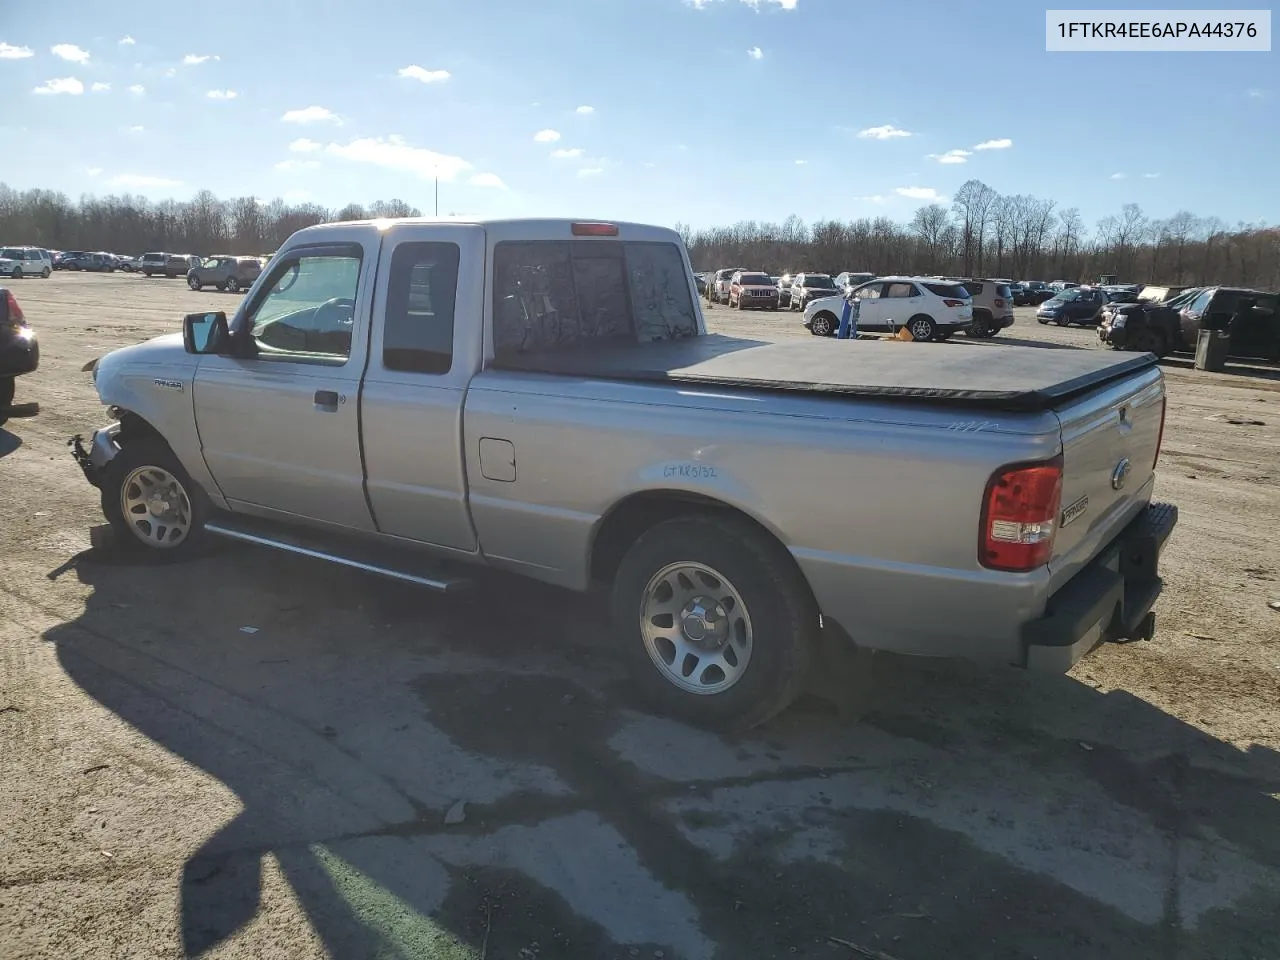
[183,311,229,354]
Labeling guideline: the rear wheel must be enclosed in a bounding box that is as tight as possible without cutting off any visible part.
[9,267,19,280]
[41,267,51,279]
[907,315,938,342]
[611,515,819,731]
[223,277,239,293]
[809,312,836,337]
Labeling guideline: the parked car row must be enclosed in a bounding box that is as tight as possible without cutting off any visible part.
[1098,285,1280,360]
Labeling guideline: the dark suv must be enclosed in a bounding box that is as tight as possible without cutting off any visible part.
[141,252,194,278]
[187,255,263,293]
[1099,286,1279,360]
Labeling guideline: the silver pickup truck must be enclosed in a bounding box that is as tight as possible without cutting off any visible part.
[72,217,1177,729]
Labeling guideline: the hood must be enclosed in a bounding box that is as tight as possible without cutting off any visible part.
[93,331,194,384]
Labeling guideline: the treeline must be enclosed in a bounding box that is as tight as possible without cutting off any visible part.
[0,183,421,255]
[677,179,1280,289]
[4,179,1277,289]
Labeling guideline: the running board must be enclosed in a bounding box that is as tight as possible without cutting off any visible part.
[204,517,472,593]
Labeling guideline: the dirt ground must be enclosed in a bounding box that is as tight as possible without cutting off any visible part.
[1,273,1277,960]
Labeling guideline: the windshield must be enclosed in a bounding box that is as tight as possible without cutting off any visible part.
[739,273,771,285]
[1053,289,1083,301]
[804,276,835,288]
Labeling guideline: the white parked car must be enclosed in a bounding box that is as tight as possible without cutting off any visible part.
[803,276,974,341]
[0,246,53,279]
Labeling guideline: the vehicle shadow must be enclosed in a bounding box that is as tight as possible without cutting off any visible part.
[44,544,1280,960]
[1160,354,1280,383]
[0,427,21,458]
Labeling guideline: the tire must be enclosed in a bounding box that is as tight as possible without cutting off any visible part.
[809,312,836,337]
[100,437,213,561]
[188,275,202,290]
[1130,327,1168,358]
[937,331,954,341]
[144,271,153,278]
[1037,317,1049,325]
[9,267,19,280]
[1054,316,1071,327]
[41,267,51,279]
[610,514,818,731]
[0,377,15,426]
[907,315,937,342]
[964,312,992,338]
[223,277,239,293]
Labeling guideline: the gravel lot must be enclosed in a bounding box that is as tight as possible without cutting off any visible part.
[2,273,1278,960]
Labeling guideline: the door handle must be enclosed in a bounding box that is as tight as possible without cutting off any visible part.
[314,389,339,410]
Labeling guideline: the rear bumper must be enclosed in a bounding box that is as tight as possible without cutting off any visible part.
[1022,501,1178,670]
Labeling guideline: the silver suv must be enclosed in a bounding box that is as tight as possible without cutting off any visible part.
[0,247,53,279]
[938,277,1015,338]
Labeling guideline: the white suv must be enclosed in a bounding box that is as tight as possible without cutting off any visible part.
[802,276,973,341]
[0,247,53,279]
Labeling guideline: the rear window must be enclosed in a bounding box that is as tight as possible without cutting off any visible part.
[995,284,1012,298]
[923,282,969,298]
[492,239,698,357]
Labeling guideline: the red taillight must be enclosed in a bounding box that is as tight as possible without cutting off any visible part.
[979,456,1064,572]
[994,298,1006,308]
[1153,396,1166,469]
[943,298,966,307]
[571,222,619,237]
[4,289,23,322]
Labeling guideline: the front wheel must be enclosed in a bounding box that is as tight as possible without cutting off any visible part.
[223,277,239,293]
[188,275,202,290]
[9,267,19,280]
[611,515,819,731]
[41,267,51,279]
[101,438,212,560]
[1055,316,1071,327]
[1130,327,1168,357]
[809,312,835,337]
[907,315,938,342]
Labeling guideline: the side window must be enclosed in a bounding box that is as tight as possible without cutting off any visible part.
[243,250,362,365]
[964,281,983,295]
[27,250,41,261]
[1186,290,1213,315]
[626,241,697,341]
[884,282,915,298]
[382,241,460,375]
[854,284,880,300]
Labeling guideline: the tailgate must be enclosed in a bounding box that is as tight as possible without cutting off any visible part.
[1049,364,1165,584]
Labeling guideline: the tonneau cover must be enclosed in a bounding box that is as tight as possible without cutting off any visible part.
[492,335,1158,413]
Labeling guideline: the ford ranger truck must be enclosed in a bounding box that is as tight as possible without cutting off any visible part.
[72,217,1177,730]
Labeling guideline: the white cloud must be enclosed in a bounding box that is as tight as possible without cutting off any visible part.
[51,44,90,64]
[289,137,322,153]
[857,124,912,139]
[324,134,473,181]
[87,167,102,177]
[397,65,450,83]
[1141,172,1160,179]
[854,194,888,203]
[274,159,320,171]
[206,89,238,99]
[551,147,585,159]
[91,81,111,92]
[182,53,218,65]
[534,128,561,142]
[795,159,807,165]
[578,167,603,178]
[1246,87,1268,98]
[119,35,135,45]
[109,174,183,188]
[895,186,944,201]
[281,105,341,124]
[164,67,176,77]
[928,149,971,164]
[127,84,145,95]
[468,173,507,189]
[690,0,799,8]
[576,105,594,114]
[973,138,1012,150]
[33,77,84,95]
[1109,172,1127,180]
[747,46,763,59]
[0,42,35,59]
[128,125,145,133]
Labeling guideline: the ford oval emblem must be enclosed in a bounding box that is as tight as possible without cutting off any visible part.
[1111,457,1131,490]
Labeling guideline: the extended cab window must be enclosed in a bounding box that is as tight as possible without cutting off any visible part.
[383,241,460,374]
[242,249,362,365]
[492,239,696,357]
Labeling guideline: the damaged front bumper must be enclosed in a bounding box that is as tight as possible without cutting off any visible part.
[69,421,121,489]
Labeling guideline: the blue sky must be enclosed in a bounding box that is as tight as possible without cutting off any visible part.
[1,0,1275,231]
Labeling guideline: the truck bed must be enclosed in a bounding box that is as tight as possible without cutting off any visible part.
[493,335,1158,413]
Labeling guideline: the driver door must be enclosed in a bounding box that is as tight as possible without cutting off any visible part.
[192,240,377,531]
